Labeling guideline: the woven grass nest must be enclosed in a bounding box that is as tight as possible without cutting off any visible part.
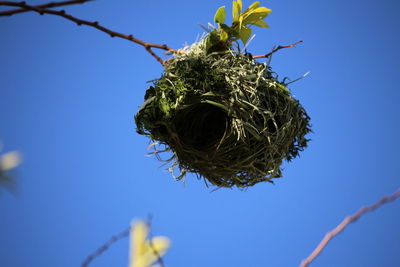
[135,40,311,188]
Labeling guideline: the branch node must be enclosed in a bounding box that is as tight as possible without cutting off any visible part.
[253,40,303,59]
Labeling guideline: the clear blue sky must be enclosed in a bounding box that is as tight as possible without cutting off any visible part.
[1,0,399,266]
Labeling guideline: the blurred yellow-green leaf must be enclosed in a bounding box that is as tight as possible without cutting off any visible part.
[239,25,252,45]
[220,29,229,41]
[129,220,171,267]
[232,1,240,23]
[204,0,272,54]
[237,0,243,13]
[0,151,22,171]
[214,6,226,24]
[249,19,269,28]
[243,7,271,25]
[239,15,244,30]
[243,1,260,14]
[220,23,231,33]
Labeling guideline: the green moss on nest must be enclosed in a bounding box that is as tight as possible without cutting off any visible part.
[135,40,311,188]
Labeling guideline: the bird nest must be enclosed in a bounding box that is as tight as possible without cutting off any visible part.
[135,40,311,188]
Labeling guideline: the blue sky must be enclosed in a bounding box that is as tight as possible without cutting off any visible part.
[0,0,399,266]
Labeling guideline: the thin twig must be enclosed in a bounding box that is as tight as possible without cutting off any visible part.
[81,216,166,267]
[299,189,400,267]
[252,40,303,59]
[81,227,130,267]
[146,215,166,267]
[0,1,176,65]
[0,0,92,16]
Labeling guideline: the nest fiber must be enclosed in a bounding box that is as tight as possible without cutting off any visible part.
[135,41,311,188]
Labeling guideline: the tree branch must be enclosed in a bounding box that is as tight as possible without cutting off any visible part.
[81,216,166,267]
[0,1,176,65]
[252,40,303,59]
[299,189,400,267]
[81,226,130,267]
[0,0,92,16]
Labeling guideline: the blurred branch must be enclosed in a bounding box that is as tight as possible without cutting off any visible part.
[146,215,166,267]
[252,40,303,59]
[0,1,176,65]
[82,216,167,267]
[299,189,400,267]
[81,226,130,267]
[0,0,92,16]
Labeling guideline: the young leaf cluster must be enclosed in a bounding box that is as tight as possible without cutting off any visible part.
[205,0,271,53]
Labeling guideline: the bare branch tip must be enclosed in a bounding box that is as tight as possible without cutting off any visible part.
[0,1,177,66]
[299,189,400,267]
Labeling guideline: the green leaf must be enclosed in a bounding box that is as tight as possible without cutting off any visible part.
[253,6,272,14]
[232,1,239,23]
[214,6,226,24]
[228,27,240,41]
[205,29,220,52]
[219,24,232,41]
[238,15,243,30]
[237,0,243,13]
[220,23,232,36]
[242,1,260,14]
[220,29,229,41]
[243,7,272,25]
[248,1,260,11]
[239,26,252,45]
[208,29,220,43]
[249,19,269,28]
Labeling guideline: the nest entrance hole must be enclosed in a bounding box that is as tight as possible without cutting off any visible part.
[267,117,282,134]
[174,103,228,151]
